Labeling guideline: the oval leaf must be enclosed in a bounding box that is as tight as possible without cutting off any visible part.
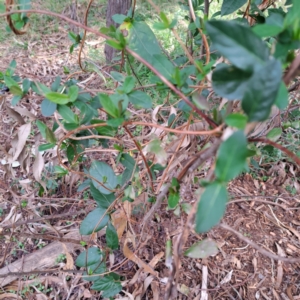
[89,161,118,194]
[215,131,248,182]
[80,207,109,235]
[195,182,228,233]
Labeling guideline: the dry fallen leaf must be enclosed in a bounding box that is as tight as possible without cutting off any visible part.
[123,240,158,277]
[12,122,31,162]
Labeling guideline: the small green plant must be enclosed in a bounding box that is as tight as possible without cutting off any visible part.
[1,0,300,297]
[55,254,67,264]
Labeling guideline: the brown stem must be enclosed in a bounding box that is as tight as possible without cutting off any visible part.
[123,125,154,191]
[249,137,300,166]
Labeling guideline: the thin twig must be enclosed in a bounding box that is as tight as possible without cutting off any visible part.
[220,222,300,263]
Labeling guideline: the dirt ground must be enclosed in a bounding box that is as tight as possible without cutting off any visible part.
[0,21,300,300]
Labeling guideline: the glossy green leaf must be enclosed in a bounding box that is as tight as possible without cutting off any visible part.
[106,222,119,250]
[266,127,282,142]
[31,82,51,95]
[38,143,56,151]
[221,0,247,16]
[120,153,136,185]
[106,39,124,50]
[45,92,70,105]
[112,14,127,24]
[57,105,77,123]
[36,120,47,139]
[127,90,152,108]
[41,99,57,117]
[212,64,253,100]
[91,120,117,137]
[4,75,19,88]
[64,123,79,131]
[92,275,122,297]
[127,21,175,81]
[76,247,103,267]
[168,191,180,209]
[215,131,248,182]
[90,183,115,209]
[68,85,79,102]
[51,76,61,91]
[121,76,135,94]
[184,238,219,258]
[195,182,228,233]
[6,60,17,76]
[252,24,283,37]
[275,81,288,110]
[45,127,57,143]
[99,94,119,118]
[11,95,21,106]
[242,59,282,121]
[206,20,269,71]
[80,207,109,235]
[89,161,118,195]
[83,263,106,282]
[225,113,248,129]
[106,118,124,127]
[22,78,31,93]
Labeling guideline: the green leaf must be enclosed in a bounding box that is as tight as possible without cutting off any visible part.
[91,120,117,137]
[22,78,31,94]
[106,118,124,127]
[76,247,103,267]
[89,161,118,195]
[45,127,57,143]
[221,0,247,16]
[90,183,115,209]
[51,76,61,91]
[92,275,122,297]
[127,90,152,108]
[80,208,109,235]
[99,94,119,118]
[127,21,175,81]
[11,95,22,105]
[184,238,219,258]
[212,64,253,100]
[215,131,248,182]
[36,120,47,139]
[120,153,136,185]
[38,143,56,151]
[225,113,248,129]
[195,182,228,233]
[168,191,180,209]
[41,99,57,117]
[64,123,79,131]
[153,22,168,30]
[112,14,127,24]
[57,105,77,123]
[31,82,51,95]
[6,60,17,76]
[275,81,288,110]
[121,76,135,94]
[252,24,283,37]
[45,92,70,105]
[106,39,124,50]
[4,75,19,88]
[206,20,269,71]
[106,222,119,250]
[266,127,282,142]
[9,85,23,96]
[242,59,282,121]
[68,85,79,102]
